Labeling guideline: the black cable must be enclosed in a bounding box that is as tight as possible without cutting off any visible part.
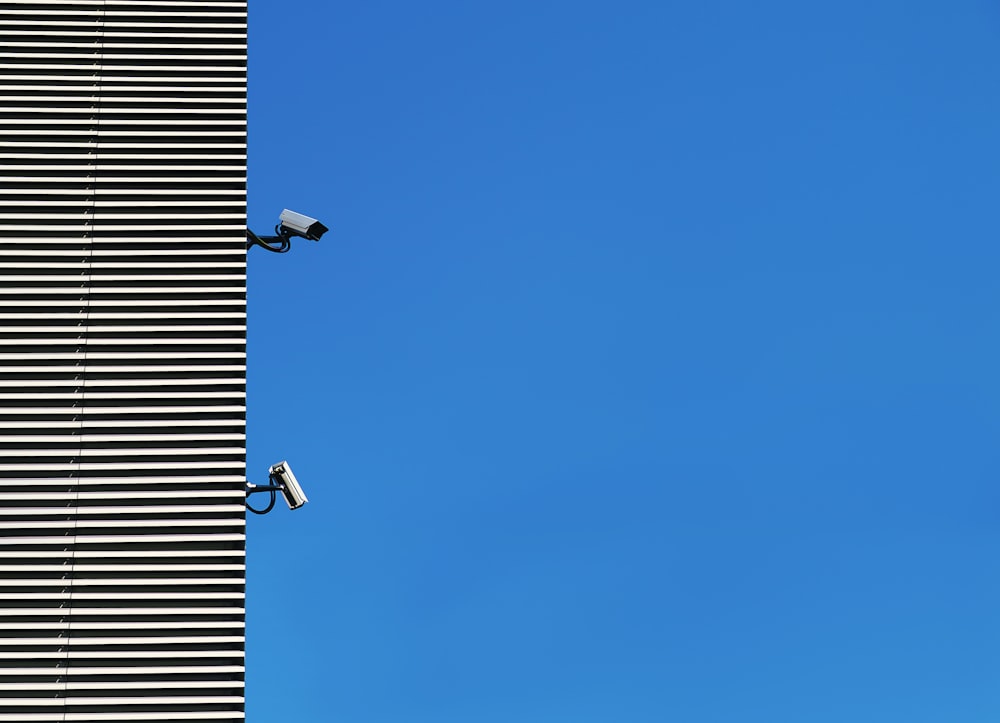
[246,228,291,253]
[246,487,277,515]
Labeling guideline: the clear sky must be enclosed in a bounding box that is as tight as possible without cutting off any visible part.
[244,2,1000,721]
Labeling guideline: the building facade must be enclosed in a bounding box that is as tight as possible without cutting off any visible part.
[0,1,247,720]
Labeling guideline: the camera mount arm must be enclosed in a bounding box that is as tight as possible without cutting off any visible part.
[245,481,281,515]
[246,226,292,254]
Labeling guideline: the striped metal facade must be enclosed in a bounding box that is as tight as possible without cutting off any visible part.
[0,1,247,720]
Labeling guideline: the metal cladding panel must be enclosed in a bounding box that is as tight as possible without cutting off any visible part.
[0,1,247,721]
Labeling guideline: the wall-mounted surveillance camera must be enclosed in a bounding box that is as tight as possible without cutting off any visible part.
[269,460,308,510]
[278,209,328,242]
[245,460,309,514]
[246,208,329,253]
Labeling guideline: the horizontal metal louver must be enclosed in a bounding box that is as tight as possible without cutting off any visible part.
[0,1,247,720]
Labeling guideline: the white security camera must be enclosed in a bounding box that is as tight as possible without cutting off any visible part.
[246,208,329,252]
[278,209,328,242]
[269,460,308,510]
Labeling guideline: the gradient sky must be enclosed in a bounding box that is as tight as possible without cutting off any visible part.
[244,2,1000,721]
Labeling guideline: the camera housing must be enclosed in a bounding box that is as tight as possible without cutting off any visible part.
[269,460,308,510]
[279,209,328,242]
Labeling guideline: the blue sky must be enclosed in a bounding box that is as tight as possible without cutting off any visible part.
[245,2,1000,721]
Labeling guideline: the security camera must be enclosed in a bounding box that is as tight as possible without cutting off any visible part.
[269,460,308,510]
[245,460,310,514]
[278,209,328,242]
[246,209,329,252]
